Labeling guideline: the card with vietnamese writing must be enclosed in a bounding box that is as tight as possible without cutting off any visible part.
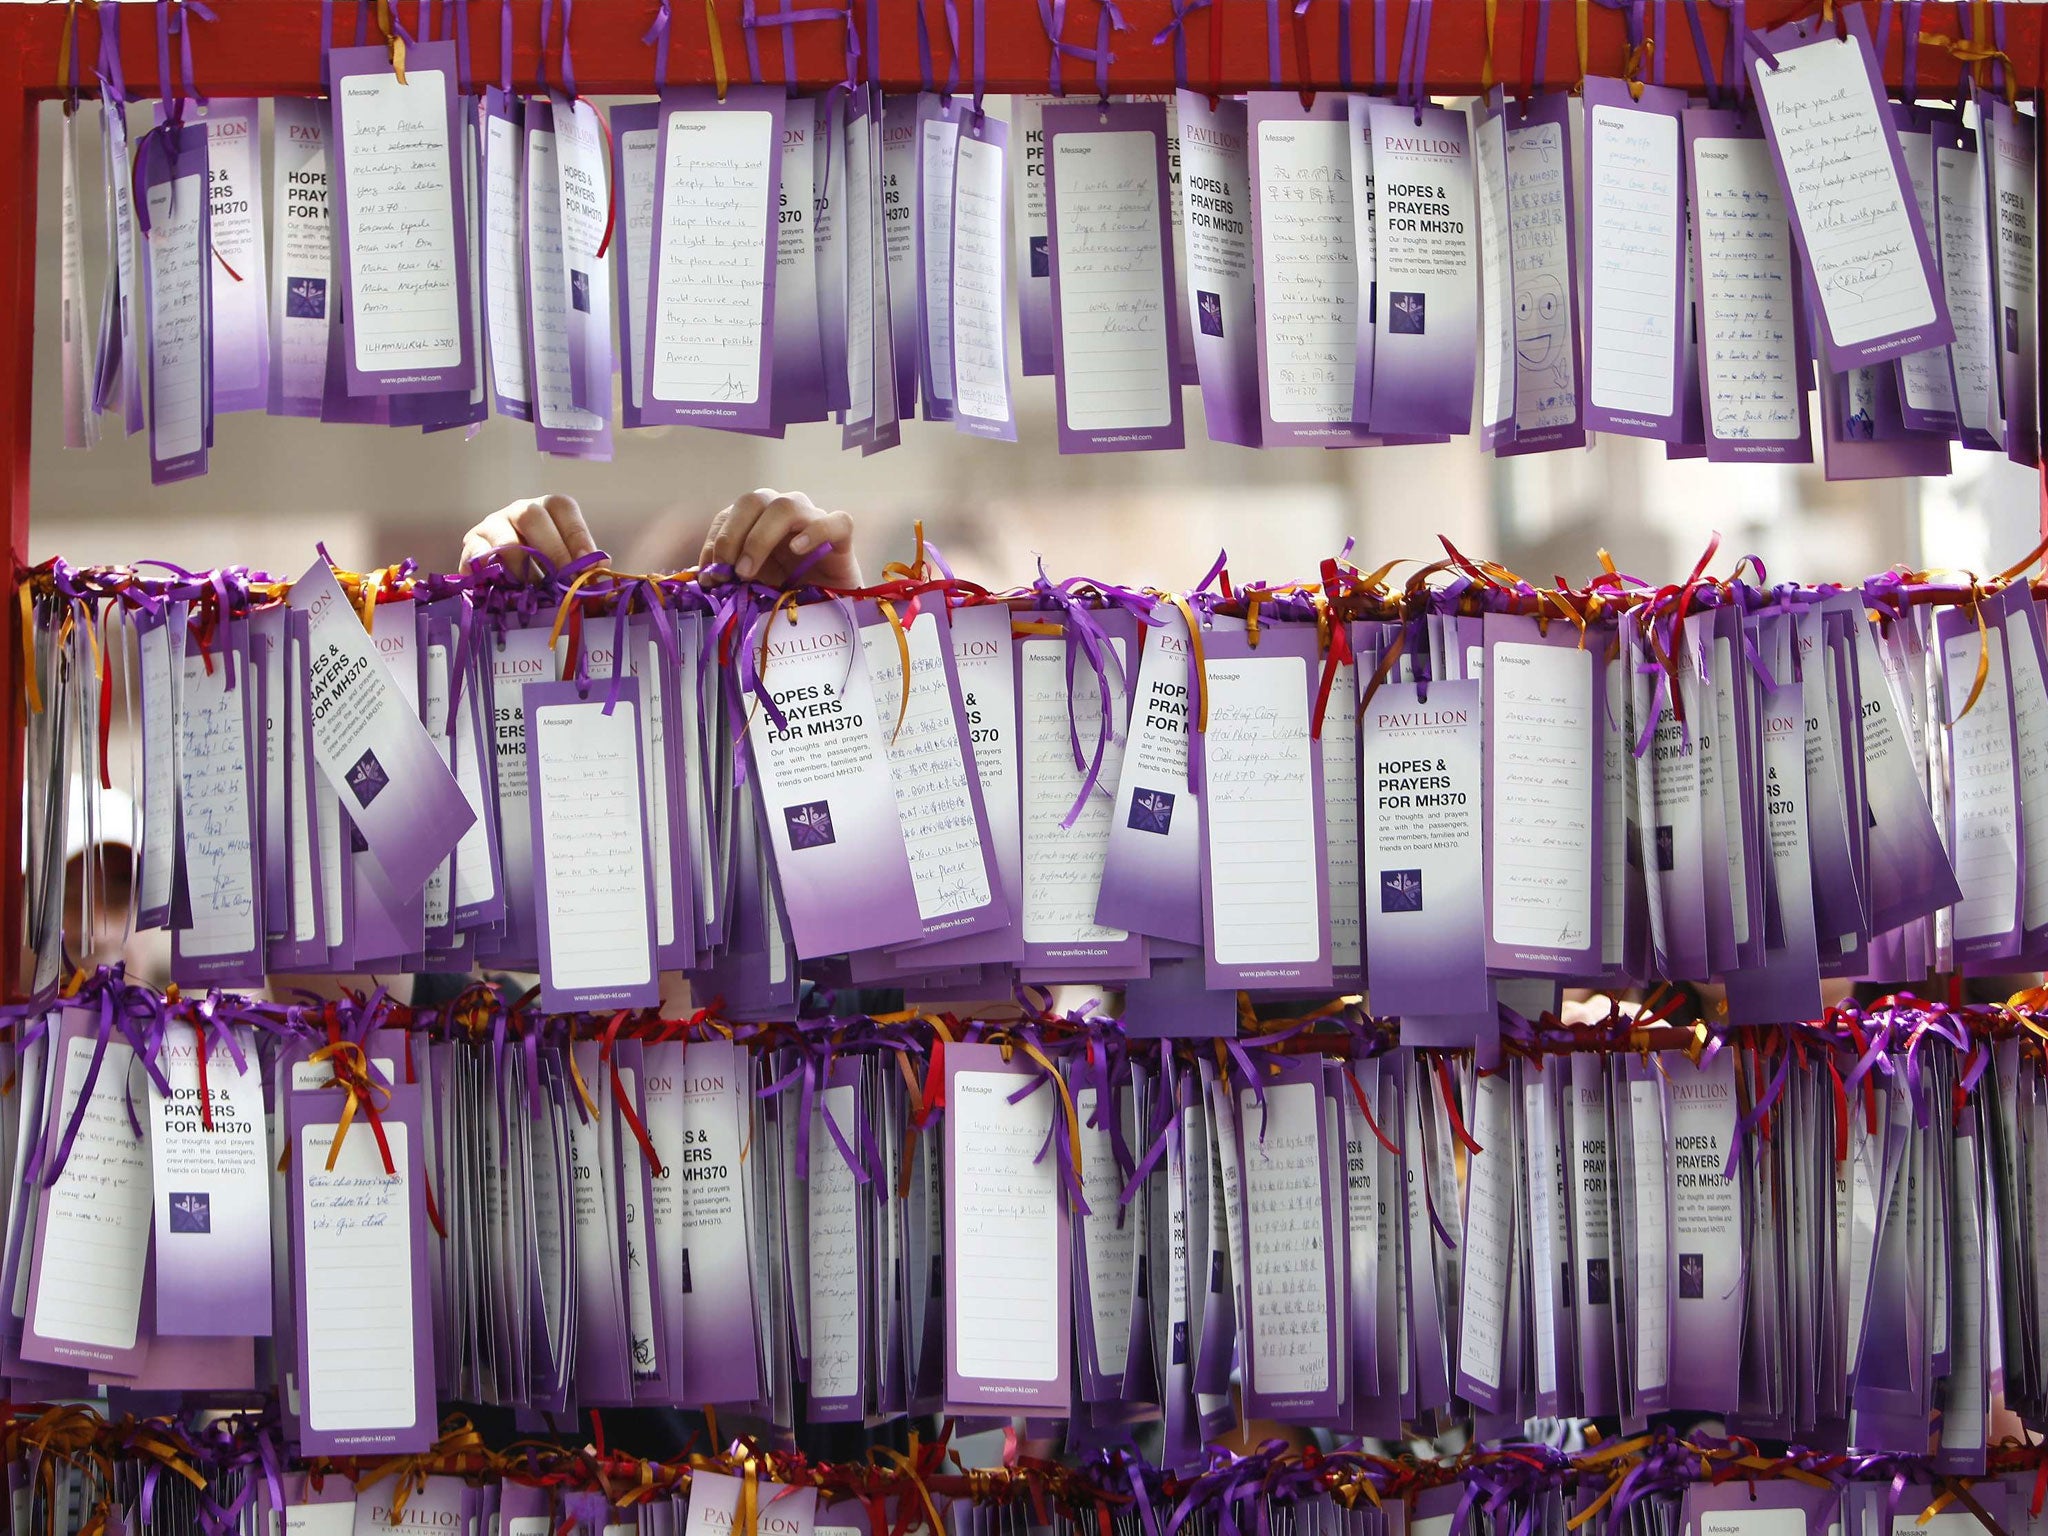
[943,1041,1071,1415]
[1745,7,1953,375]
[640,87,782,431]
[1042,101,1185,453]
[328,44,475,396]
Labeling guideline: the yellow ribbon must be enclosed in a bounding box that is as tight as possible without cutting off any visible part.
[1481,0,1498,92]
[1949,582,1992,727]
[546,561,614,655]
[305,1038,393,1171]
[1151,594,1209,738]
[376,0,408,82]
[706,0,730,99]
[1575,0,1590,87]
[876,598,913,745]
[563,1039,602,1124]
[18,582,39,715]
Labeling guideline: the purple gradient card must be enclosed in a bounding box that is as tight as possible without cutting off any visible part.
[1042,102,1186,453]
[1499,94,1586,454]
[1098,609,1206,946]
[288,1077,435,1454]
[288,560,474,901]
[140,120,212,484]
[269,98,331,419]
[523,99,612,459]
[1981,92,2039,467]
[949,111,1019,443]
[1176,92,1260,447]
[1483,614,1602,976]
[609,101,658,432]
[943,1043,1072,1415]
[641,88,784,430]
[743,600,922,958]
[1198,625,1332,992]
[480,90,533,422]
[522,678,661,1013]
[1581,79,1689,441]
[328,44,475,396]
[1685,108,1814,462]
[178,98,267,414]
[1746,7,1953,374]
[1366,100,1480,436]
[1248,94,1371,447]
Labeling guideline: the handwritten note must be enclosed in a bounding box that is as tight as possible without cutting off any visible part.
[861,620,991,923]
[1626,1080,1669,1393]
[483,111,529,406]
[1894,125,1957,418]
[299,1121,418,1432]
[1691,134,1802,441]
[1257,118,1355,424]
[146,173,206,462]
[531,695,655,1001]
[1020,637,1129,947]
[337,70,462,372]
[1506,117,1577,432]
[951,129,1011,431]
[651,110,773,406]
[1588,103,1680,420]
[921,115,961,402]
[1945,626,2017,943]
[1322,657,1360,974]
[807,1084,860,1400]
[1456,1074,1515,1396]
[1938,138,1995,441]
[1205,657,1320,965]
[1052,130,1173,430]
[177,646,258,959]
[28,1036,149,1355]
[1473,109,1515,434]
[1241,1079,1329,1396]
[1489,642,1595,952]
[1752,32,1941,352]
[952,1071,1060,1381]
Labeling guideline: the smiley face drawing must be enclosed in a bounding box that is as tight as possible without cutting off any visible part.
[1514,272,1572,394]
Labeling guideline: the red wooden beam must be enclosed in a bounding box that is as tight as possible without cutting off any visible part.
[6,0,2040,101]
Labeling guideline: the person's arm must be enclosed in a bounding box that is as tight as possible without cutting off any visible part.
[460,490,863,587]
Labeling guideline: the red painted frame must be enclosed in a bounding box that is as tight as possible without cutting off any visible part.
[2,0,2043,992]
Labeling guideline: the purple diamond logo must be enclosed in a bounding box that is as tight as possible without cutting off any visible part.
[785,800,836,849]
[1128,788,1175,835]
[1380,868,1423,913]
[1197,291,1224,338]
[1389,291,1426,335]
[169,1192,210,1234]
[1655,824,1675,872]
[571,268,592,313]
[287,276,327,320]
[1679,1251,1704,1300]
[1586,1257,1610,1306]
[1030,235,1050,278]
[2007,305,2020,354]
[347,748,389,809]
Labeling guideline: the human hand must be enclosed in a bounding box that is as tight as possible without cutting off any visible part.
[699,488,863,589]
[459,494,600,577]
